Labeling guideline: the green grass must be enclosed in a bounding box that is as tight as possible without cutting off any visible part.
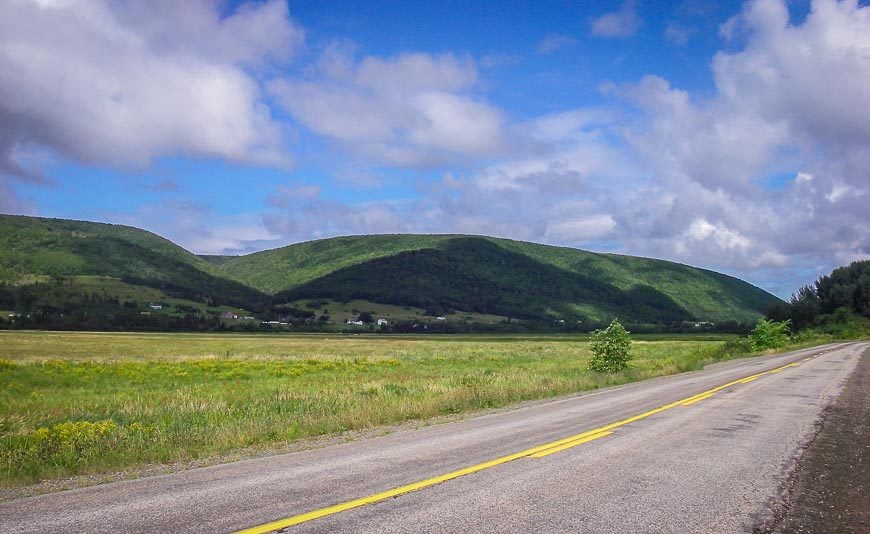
[0,331,756,487]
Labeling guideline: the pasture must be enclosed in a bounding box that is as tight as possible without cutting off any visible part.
[0,331,746,486]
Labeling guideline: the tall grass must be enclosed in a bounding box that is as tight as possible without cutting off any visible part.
[1,331,745,486]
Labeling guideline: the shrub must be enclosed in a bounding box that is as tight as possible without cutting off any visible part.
[703,338,754,360]
[749,318,790,350]
[588,319,632,373]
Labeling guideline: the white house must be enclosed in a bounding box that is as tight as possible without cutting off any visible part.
[377,319,389,326]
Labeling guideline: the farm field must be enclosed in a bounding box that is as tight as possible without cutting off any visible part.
[1,330,748,487]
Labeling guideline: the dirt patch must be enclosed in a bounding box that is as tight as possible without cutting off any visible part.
[758,346,869,533]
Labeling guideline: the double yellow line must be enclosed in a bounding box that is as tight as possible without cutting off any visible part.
[237,351,824,533]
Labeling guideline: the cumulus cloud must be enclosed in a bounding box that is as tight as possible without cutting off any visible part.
[0,0,300,180]
[260,0,869,297]
[605,0,870,283]
[268,50,507,167]
[261,106,637,249]
[262,192,418,244]
[591,1,642,38]
[107,201,283,256]
[713,0,870,151]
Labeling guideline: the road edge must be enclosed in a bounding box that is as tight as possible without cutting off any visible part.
[753,342,869,533]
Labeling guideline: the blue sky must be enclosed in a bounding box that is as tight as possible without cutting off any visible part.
[1,0,868,298]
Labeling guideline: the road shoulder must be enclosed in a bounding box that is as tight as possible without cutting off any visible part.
[758,344,869,533]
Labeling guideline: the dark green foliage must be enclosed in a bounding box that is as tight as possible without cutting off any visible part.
[217,235,779,323]
[766,261,870,335]
[815,261,870,317]
[749,318,790,350]
[277,238,693,324]
[588,319,632,372]
[788,285,821,330]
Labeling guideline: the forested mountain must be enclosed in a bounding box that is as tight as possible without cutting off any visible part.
[0,215,781,330]
[213,234,779,323]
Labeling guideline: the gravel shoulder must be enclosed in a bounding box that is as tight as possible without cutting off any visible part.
[758,344,869,533]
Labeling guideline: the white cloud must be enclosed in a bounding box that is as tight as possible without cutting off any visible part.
[591,1,642,38]
[537,33,579,54]
[0,0,299,179]
[601,0,870,281]
[266,185,322,208]
[616,74,789,193]
[107,201,283,256]
[269,51,507,167]
[664,24,692,45]
[543,215,617,243]
[213,0,869,298]
[262,195,417,244]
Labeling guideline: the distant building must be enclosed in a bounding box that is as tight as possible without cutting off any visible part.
[346,319,364,325]
[377,319,389,326]
[149,303,162,310]
[220,311,239,320]
[435,316,447,321]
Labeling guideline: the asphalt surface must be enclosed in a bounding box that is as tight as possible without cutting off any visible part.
[767,345,869,533]
[0,342,864,533]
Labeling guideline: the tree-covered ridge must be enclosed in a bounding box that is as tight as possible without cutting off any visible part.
[275,238,693,324]
[0,214,780,329]
[216,234,779,323]
[210,234,457,293]
[0,215,268,310]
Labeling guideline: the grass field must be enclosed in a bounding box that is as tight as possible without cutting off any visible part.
[1,331,750,487]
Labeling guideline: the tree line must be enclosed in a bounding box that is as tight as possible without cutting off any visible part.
[765,260,870,334]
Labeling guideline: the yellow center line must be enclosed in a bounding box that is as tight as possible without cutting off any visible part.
[681,392,716,406]
[529,430,613,458]
[235,351,825,534]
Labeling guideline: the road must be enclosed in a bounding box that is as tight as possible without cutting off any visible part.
[0,342,865,533]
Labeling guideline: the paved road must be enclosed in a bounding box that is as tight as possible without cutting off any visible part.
[1,342,865,533]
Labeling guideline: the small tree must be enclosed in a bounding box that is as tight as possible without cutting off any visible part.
[748,318,790,350]
[588,319,632,373]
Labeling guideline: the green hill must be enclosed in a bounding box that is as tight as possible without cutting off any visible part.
[212,234,780,324]
[0,215,268,311]
[0,215,780,329]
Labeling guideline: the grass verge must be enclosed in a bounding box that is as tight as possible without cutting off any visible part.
[0,331,781,487]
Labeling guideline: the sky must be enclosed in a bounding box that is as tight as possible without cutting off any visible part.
[1,0,869,299]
